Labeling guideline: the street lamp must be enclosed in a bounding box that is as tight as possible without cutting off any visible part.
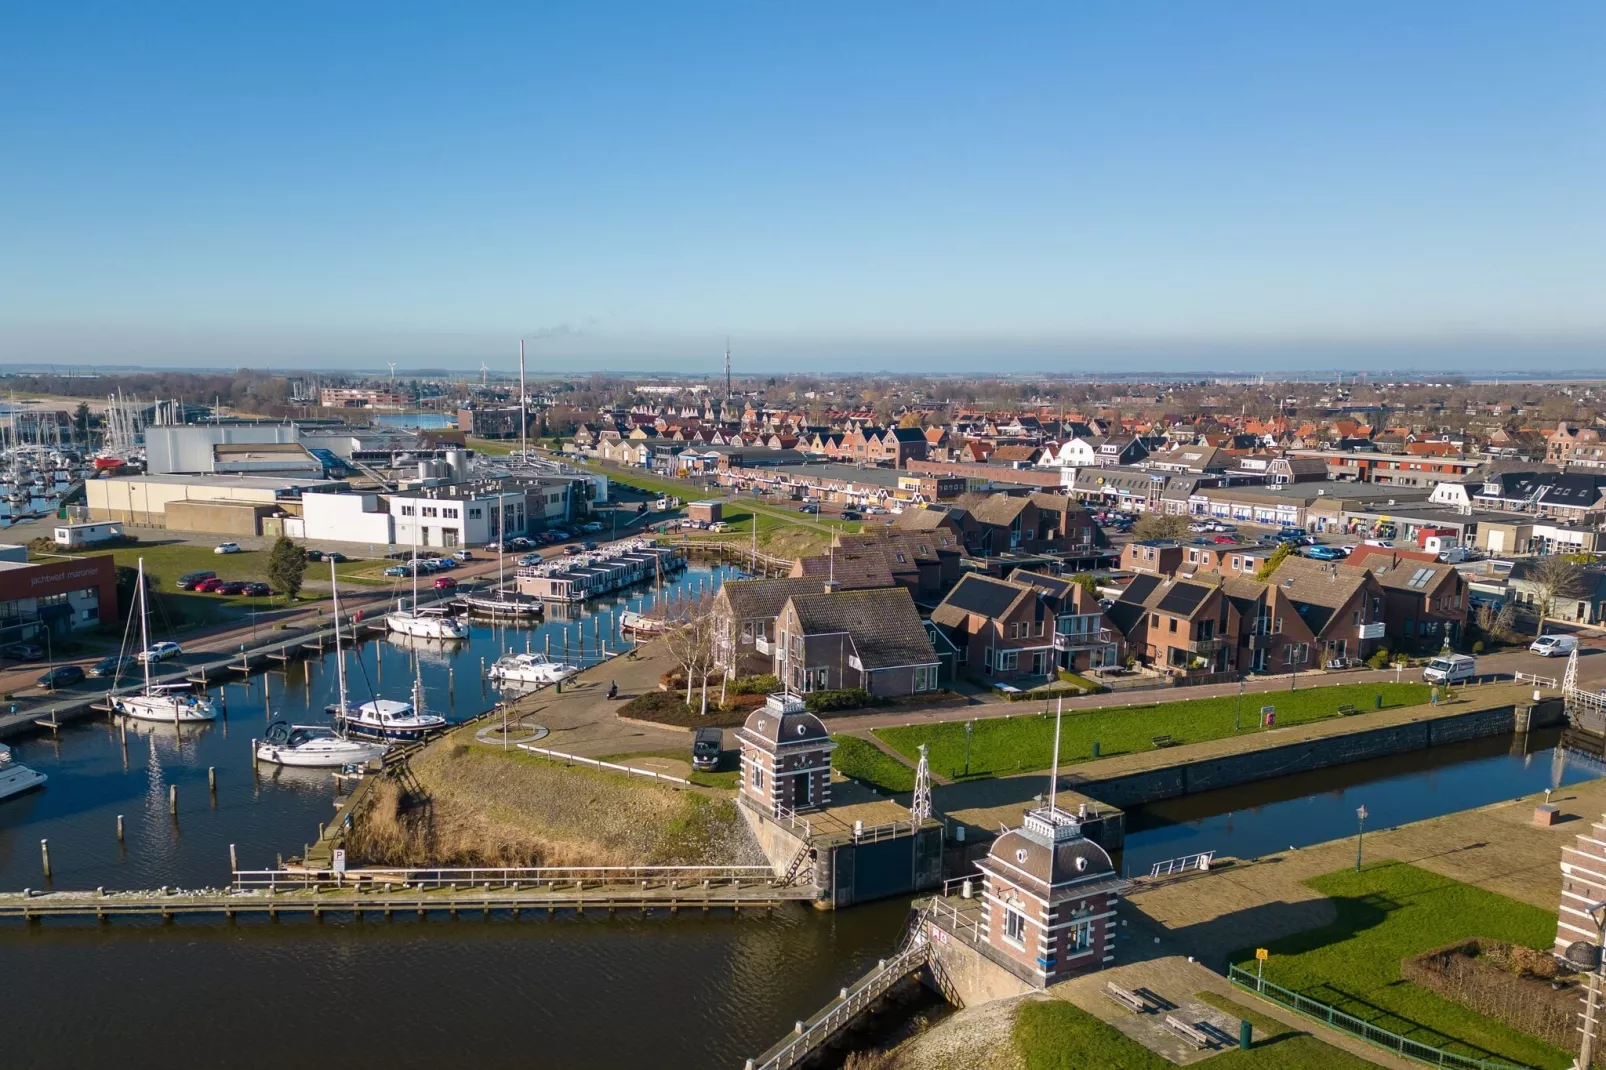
[1355,805,1368,872]
[963,720,974,777]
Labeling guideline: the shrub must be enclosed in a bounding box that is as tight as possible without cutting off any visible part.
[727,673,779,695]
[618,689,750,727]
[1472,640,1485,655]
[803,688,875,713]
[1400,938,1579,1054]
[1367,648,1392,670]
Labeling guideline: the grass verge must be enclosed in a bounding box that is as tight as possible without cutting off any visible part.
[595,748,741,790]
[830,734,914,793]
[1234,861,1570,1069]
[1195,992,1381,1069]
[872,682,1431,785]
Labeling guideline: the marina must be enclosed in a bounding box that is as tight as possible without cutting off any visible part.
[516,540,686,603]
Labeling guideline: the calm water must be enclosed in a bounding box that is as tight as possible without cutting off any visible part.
[1121,728,1596,875]
[5,582,1601,1068]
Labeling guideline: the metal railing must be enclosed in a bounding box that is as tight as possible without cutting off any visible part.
[748,932,932,1069]
[772,804,814,840]
[1515,671,1559,688]
[1053,628,1114,651]
[851,819,911,843]
[926,892,986,946]
[1148,850,1215,879]
[232,864,775,894]
[1227,965,1526,1070]
[517,744,691,785]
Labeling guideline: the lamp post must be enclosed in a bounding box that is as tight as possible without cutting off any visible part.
[1355,805,1368,872]
[963,720,974,777]
[1235,679,1244,732]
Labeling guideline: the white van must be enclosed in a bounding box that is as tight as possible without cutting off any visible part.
[1423,653,1477,684]
[1530,634,1579,657]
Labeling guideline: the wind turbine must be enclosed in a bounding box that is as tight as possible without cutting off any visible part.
[386,362,397,382]
[480,362,490,387]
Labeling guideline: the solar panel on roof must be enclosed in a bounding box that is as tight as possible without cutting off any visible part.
[1407,567,1434,589]
[1157,583,1208,616]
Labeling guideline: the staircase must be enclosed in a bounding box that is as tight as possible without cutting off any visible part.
[779,843,815,888]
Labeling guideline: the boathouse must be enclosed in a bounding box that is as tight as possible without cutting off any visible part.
[971,803,1124,984]
[736,694,835,815]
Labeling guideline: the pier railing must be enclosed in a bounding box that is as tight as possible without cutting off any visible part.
[1147,850,1216,879]
[232,864,775,893]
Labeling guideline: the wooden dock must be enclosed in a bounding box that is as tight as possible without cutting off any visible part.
[0,864,813,923]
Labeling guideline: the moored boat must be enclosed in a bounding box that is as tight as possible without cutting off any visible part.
[255,721,389,768]
[0,743,47,801]
[487,651,578,686]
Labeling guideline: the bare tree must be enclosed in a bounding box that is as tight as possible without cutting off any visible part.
[1527,555,1589,635]
[659,590,719,712]
[1131,513,1190,542]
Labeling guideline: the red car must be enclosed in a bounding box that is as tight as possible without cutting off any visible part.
[195,577,225,592]
[218,581,248,595]
[433,576,457,590]
[1212,535,1239,544]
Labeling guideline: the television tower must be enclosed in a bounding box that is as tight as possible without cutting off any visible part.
[724,336,732,400]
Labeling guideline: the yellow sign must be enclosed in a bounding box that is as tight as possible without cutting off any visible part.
[1255,948,1269,961]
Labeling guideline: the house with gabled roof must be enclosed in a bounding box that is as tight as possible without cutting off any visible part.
[931,570,1120,681]
[1363,551,1468,651]
[773,587,941,698]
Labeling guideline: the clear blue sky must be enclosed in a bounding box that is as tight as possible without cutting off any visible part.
[1,2,1601,374]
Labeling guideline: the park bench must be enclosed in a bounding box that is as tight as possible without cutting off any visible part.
[1104,982,1151,1014]
[1336,704,1357,716]
[1164,1015,1212,1049]
[1150,735,1178,749]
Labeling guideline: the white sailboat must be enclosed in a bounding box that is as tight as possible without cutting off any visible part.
[331,561,447,741]
[487,650,578,686]
[461,492,543,618]
[387,523,469,640]
[255,721,388,768]
[113,557,217,723]
[0,743,47,802]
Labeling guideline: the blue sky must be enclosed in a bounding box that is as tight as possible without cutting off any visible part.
[1,2,1601,374]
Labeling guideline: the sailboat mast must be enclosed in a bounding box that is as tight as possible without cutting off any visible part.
[518,339,527,459]
[332,559,348,712]
[138,557,151,693]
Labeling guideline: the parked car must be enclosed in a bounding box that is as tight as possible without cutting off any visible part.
[580,522,604,533]
[89,653,139,678]
[581,540,599,551]
[305,549,325,562]
[1213,535,1239,544]
[1531,634,1579,657]
[176,570,217,590]
[217,581,248,595]
[383,565,410,577]
[564,545,582,555]
[691,726,723,772]
[1304,545,1348,561]
[840,510,862,521]
[38,665,85,690]
[1363,538,1395,548]
[798,504,819,514]
[518,553,543,566]
[243,582,271,596]
[452,550,475,561]
[548,530,571,542]
[325,552,347,564]
[433,576,458,590]
[508,537,535,551]
[138,641,182,664]
[1,642,45,661]
[195,577,226,592]
[214,542,242,554]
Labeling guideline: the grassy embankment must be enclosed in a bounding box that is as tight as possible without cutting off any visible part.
[1232,861,1570,1069]
[831,735,916,793]
[346,734,757,867]
[847,682,1432,789]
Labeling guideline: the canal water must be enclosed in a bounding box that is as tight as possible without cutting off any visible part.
[4,575,1603,1066]
[1121,728,1597,875]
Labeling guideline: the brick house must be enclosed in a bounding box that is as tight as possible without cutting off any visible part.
[931,571,1121,681]
[965,493,1097,556]
[712,577,827,675]
[869,426,929,467]
[1106,574,1238,678]
[973,804,1125,984]
[774,587,941,698]
[1365,552,1469,651]
[1120,539,1267,578]
[736,694,835,816]
[1221,557,1388,671]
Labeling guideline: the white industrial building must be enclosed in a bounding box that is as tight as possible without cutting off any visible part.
[389,482,527,550]
[298,489,396,545]
[145,424,324,476]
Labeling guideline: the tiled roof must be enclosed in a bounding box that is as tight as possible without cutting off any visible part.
[785,588,938,670]
[931,573,1029,627]
[717,577,825,621]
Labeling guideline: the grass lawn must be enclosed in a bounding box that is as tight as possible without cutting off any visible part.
[594,748,741,791]
[1234,861,1570,1069]
[580,460,866,538]
[465,436,516,456]
[872,682,1431,786]
[1013,997,1387,1070]
[830,734,915,793]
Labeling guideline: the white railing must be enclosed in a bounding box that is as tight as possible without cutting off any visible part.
[1515,672,1559,688]
[232,864,774,893]
[1054,628,1114,651]
[926,893,986,946]
[1148,850,1216,879]
[851,819,910,843]
[749,935,932,1070]
[754,636,773,655]
[517,744,691,784]
[772,804,814,839]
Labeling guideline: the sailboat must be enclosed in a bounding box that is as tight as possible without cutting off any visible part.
[387,521,469,640]
[112,557,217,723]
[330,562,447,741]
[460,490,542,618]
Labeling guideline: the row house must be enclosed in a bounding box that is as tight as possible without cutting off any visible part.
[1288,449,1483,487]
[773,587,942,698]
[965,493,1098,557]
[1472,470,1606,523]
[1546,423,1605,468]
[930,570,1122,681]
[1364,551,1469,650]
[712,577,830,676]
[1119,539,1267,578]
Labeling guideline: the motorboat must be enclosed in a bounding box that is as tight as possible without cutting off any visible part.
[0,743,47,801]
[113,557,217,723]
[326,560,445,742]
[619,610,669,636]
[255,721,389,768]
[488,651,578,686]
[330,691,446,742]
